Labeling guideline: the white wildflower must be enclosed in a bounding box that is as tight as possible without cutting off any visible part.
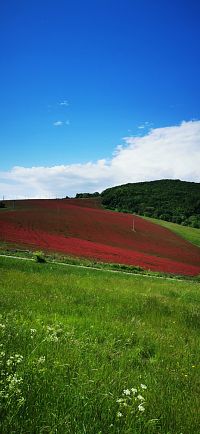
[46,325,61,342]
[15,354,23,363]
[137,394,145,401]
[38,356,46,364]
[7,373,23,390]
[123,389,131,395]
[148,419,159,424]
[47,333,59,342]
[7,356,14,367]
[117,383,148,421]
[30,328,36,339]
[6,354,23,366]
[18,396,25,405]
[131,388,137,394]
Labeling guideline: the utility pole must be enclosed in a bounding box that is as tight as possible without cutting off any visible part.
[132,215,136,232]
[57,203,60,232]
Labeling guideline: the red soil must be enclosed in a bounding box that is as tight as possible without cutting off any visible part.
[1,198,200,276]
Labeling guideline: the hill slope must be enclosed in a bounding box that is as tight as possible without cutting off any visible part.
[1,198,200,276]
[142,216,200,248]
[101,179,200,227]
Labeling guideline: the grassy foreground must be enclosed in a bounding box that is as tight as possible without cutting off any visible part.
[0,257,200,434]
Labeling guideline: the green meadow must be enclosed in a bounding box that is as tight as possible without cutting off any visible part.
[0,256,200,434]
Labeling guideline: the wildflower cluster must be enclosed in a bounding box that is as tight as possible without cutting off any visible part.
[6,353,23,367]
[45,324,63,343]
[37,355,46,364]
[30,328,37,339]
[0,350,25,407]
[0,322,6,339]
[0,323,6,331]
[29,354,47,376]
[116,383,147,420]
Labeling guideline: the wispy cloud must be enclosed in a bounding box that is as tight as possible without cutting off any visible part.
[53,120,70,127]
[59,100,69,107]
[53,121,63,126]
[138,121,153,130]
[1,120,200,199]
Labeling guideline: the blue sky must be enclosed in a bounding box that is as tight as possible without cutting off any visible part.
[0,0,200,197]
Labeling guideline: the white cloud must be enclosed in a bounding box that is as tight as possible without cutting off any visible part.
[1,120,200,199]
[112,120,200,184]
[53,121,63,126]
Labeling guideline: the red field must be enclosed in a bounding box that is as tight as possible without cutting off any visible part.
[0,198,200,276]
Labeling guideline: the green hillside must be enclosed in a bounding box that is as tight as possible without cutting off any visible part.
[101,179,200,228]
[0,255,200,433]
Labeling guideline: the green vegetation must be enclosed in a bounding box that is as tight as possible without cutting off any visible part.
[142,216,200,248]
[33,250,46,263]
[75,192,100,198]
[0,256,199,433]
[1,245,198,282]
[101,179,200,228]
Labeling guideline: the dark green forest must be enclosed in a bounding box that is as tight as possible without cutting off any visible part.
[101,179,200,228]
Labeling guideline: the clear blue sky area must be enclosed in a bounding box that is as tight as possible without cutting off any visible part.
[1,0,200,170]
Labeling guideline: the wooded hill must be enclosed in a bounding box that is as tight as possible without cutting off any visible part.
[101,179,200,228]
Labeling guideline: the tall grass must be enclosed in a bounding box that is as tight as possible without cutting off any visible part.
[0,256,199,433]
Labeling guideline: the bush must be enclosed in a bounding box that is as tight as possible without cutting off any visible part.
[33,251,46,263]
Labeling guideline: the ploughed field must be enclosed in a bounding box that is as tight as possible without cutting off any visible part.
[1,198,200,276]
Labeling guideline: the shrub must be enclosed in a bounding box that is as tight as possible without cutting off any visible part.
[33,251,46,263]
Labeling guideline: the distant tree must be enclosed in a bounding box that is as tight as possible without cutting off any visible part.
[76,192,100,198]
